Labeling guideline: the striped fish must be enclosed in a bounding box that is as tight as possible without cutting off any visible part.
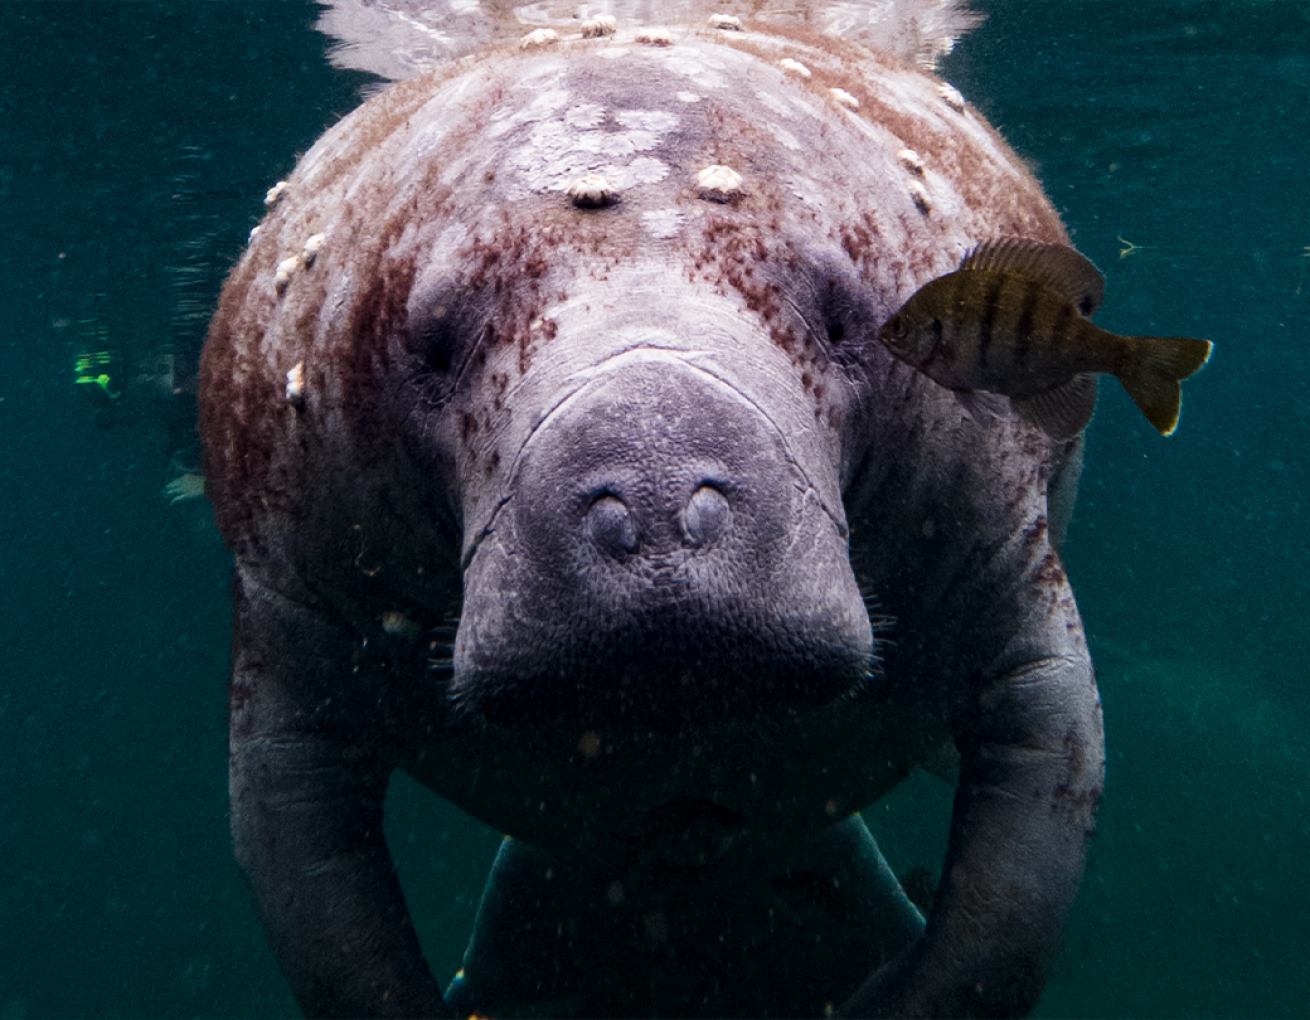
[878,238,1213,438]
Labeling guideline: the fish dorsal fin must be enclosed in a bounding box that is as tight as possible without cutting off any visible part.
[960,238,1106,317]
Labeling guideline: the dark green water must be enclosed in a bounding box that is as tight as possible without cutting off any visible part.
[1,3,1304,1016]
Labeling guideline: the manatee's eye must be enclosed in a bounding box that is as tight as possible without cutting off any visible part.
[884,315,906,339]
[815,270,861,349]
[407,301,460,374]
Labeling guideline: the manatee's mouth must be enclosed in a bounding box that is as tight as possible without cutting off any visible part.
[447,652,874,732]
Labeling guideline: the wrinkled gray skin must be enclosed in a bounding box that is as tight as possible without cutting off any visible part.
[201,19,1104,1020]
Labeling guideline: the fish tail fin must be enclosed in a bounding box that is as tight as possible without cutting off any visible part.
[1118,335,1213,436]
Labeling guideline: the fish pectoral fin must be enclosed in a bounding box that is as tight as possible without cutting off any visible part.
[1119,335,1214,436]
[954,388,1012,425]
[1011,373,1098,440]
[960,238,1105,316]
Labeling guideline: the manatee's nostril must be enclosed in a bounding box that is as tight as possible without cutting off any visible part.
[586,494,639,557]
[682,485,731,547]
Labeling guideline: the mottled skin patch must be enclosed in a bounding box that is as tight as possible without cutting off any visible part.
[201,21,1103,1020]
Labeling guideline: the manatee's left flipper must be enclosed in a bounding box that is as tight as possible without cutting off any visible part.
[841,585,1104,1017]
[229,572,449,1019]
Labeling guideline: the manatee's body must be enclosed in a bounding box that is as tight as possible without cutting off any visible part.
[201,10,1104,1018]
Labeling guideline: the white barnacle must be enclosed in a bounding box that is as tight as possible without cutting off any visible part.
[697,164,743,201]
[708,13,742,31]
[300,232,325,267]
[248,224,262,243]
[568,172,617,208]
[897,148,925,176]
[520,28,559,49]
[274,254,302,295]
[285,361,306,405]
[264,180,288,207]
[830,87,859,111]
[635,28,673,47]
[580,15,617,38]
[907,179,931,215]
[779,58,812,78]
[936,83,966,112]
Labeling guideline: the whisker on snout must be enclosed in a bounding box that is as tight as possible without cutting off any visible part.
[425,610,460,676]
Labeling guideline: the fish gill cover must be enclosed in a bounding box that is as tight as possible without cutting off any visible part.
[316,0,983,82]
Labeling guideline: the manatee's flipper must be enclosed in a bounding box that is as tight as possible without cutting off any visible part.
[840,583,1104,1017]
[1117,335,1213,435]
[228,574,448,1019]
[1011,372,1098,440]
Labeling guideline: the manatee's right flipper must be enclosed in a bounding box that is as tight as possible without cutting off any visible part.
[229,571,448,1019]
[840,563,1104,1017]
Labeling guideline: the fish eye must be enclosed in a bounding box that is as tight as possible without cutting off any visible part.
[885,315,906,339]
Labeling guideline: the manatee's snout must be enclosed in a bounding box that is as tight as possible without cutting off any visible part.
[453,355,873,730]
[518,360,792,575]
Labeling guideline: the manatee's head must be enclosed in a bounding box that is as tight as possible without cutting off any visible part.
[443,313,873,730]
[202,20,1064,747]
[388,174,880,730]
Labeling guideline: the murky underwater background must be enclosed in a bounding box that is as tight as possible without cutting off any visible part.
[1,2,1306,1016]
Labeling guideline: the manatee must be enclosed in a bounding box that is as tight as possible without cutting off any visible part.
[200,5,1105,1017]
